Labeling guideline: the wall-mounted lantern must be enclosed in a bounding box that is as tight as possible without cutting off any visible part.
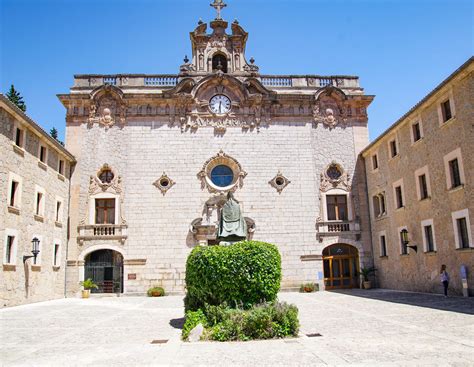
[23,237,40,263]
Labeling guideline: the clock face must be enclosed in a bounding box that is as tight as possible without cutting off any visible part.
[209,95,231,115]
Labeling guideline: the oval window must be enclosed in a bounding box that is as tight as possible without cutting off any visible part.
[210,165,234,187]
[99,169,114,184]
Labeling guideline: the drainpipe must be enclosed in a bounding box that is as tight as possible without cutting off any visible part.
[361,156,377,286]
[64,162,75,298]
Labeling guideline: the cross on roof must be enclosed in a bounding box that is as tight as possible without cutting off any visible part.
[210,0,227,20]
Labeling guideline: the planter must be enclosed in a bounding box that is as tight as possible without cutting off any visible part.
[363,281,372,289]
[82,289,91,298]
[151,291,162,297]
[304,287,313,293]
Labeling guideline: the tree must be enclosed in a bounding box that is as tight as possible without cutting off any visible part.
[50,127,58,140]
[6,85,26,112]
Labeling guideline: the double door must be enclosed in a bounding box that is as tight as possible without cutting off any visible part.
[323,255,358,289]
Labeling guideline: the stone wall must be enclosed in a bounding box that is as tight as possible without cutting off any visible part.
[0,105,72,307]
[363,65,473,295]
[66,117,372,295]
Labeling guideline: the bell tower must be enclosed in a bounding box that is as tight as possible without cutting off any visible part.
[181,0,259,76]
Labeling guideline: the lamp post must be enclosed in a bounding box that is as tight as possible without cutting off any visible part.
[401,229,417,253]
[23,237,40,264]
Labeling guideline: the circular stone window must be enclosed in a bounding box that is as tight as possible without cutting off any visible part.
[326,164,342,180]
[210,165,234,187]
[159,178,170,187]
[198,151,247,193]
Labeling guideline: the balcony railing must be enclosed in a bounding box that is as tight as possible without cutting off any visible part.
[316,220,361,240]
[144,76,178,86]
[77,224,127,245]
[72,74,359,89]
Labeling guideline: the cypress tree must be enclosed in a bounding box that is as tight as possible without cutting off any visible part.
[6,85,27,112]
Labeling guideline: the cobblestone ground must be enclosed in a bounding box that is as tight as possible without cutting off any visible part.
[1,289,473,366]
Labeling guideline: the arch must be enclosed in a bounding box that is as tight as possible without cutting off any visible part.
[314,85,347,102]
[322,243,360,289]
[191,74,248,101]
[212,52,228,73]
[84,248,124,293]
[90,84,124,102]
[78,244,125,261]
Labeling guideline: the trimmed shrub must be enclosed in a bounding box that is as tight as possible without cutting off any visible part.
[147,286,165,297]
[185,241,281,311]
[182,301,299,341]
[182,309,207,340]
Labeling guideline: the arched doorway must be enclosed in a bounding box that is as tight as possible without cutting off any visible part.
[212,53,228,73]
[84,249,123,293]
[322,244,359,289]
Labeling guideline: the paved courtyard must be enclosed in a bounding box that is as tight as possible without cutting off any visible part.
[1,289,473,366]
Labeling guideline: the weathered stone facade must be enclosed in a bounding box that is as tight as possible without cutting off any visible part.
[0,95,75,307]
[59,10,374,295]
[362,58,474,296]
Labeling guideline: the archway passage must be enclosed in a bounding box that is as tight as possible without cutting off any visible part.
[322,244,359,289]
[84,249,123,293]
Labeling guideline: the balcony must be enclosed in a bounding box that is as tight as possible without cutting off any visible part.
[77,224,127,245]
[316,220,361,241]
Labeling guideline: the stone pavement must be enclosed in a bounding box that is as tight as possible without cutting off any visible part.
[1,289,473,366]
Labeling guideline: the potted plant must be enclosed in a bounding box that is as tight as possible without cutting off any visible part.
[300,283,318,293]
[79,278,98,298]
[359,267,376,289]
[147,286,165,297]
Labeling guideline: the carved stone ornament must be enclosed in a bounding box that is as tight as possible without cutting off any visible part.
[184,114,265,133]
[313,87,348,129]
[88,85,126,128]
[319,162,351,192]
[269,171,291,194]
[153,172,176,195]
[197,150,247,193]
[89,163,122,195]
[79,163,127,226]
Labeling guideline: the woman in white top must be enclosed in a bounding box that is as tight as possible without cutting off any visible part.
[440,264,450,297]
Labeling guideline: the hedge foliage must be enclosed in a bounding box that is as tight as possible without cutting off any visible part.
[185,241,282,311]
[182,302,299,341]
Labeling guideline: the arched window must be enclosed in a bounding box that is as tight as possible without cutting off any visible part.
[212,53,228,73]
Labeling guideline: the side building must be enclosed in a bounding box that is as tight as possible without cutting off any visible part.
[362,58,474,296]
[0,95,76,307]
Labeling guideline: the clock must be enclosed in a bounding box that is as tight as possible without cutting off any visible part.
[209,95,231,115]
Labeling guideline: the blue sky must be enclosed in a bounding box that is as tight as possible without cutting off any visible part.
[1,0,472,141]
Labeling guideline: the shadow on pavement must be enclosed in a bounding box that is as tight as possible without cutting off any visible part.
[330,289,474,315]
[169,317,185,329]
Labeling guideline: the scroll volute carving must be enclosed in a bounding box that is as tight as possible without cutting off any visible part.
[313,86,349,129]
[88,85,126,128]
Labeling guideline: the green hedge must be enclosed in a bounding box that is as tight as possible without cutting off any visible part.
[182,302,299,341]
[185,241,282,311]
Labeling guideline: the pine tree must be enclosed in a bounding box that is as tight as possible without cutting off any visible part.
[6,85,27,112]
[50,127,58,140]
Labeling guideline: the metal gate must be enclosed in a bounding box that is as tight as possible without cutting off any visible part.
[84,250,123,293]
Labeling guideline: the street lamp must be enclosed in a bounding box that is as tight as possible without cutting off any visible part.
[401,229,417,253]
[23,237,40,264]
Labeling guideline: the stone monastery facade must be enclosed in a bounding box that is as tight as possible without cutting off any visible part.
[2,2,471,307]
[58,4,374,296]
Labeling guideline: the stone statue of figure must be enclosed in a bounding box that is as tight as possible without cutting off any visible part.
[217,192,247,243]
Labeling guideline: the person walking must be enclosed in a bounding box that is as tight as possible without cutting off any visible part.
[440,264,450,297]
